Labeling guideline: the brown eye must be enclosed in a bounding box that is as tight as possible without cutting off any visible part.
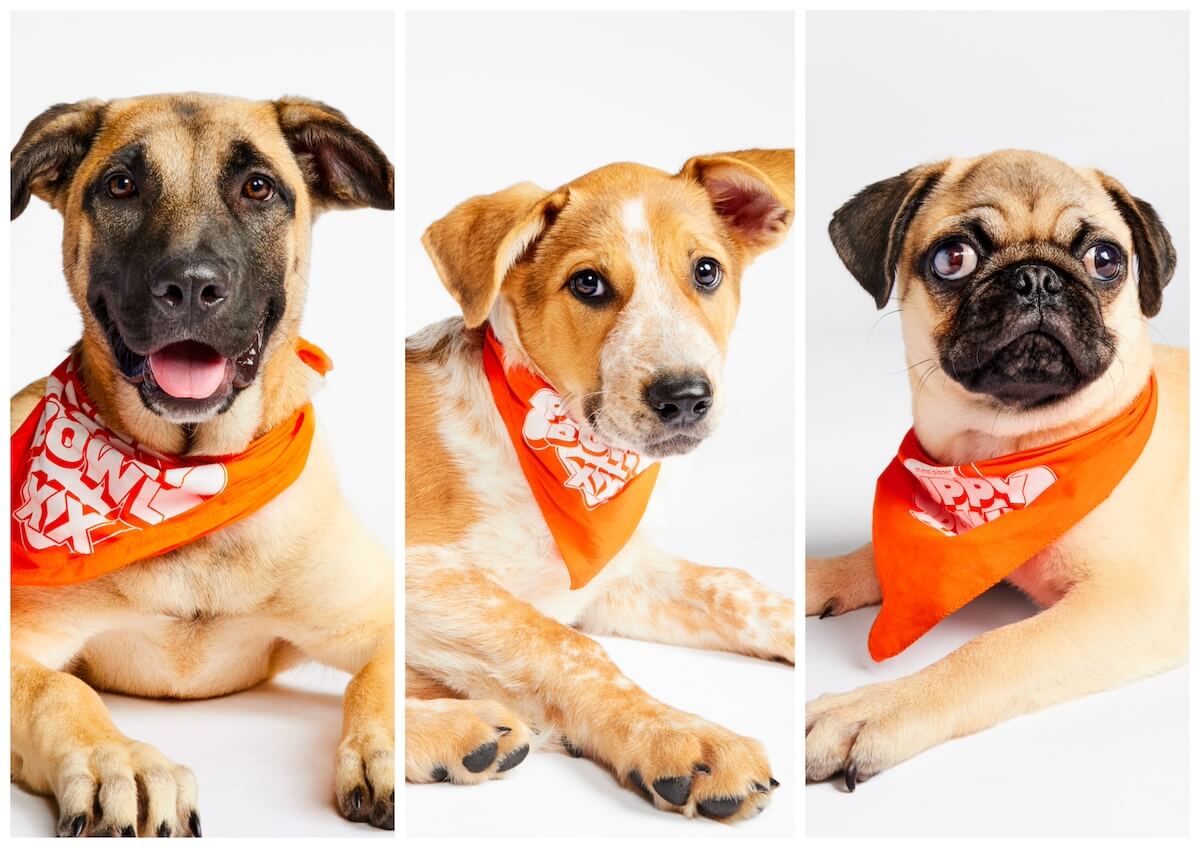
[242,175,274,201]
[1083,243,1122,282]
[567,269,610,302]
[106,174,137,198]
[931,240,978,280]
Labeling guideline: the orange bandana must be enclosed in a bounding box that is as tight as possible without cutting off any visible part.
[869,376,1157,661]
[482,327,659,589]
[11,341,331,587]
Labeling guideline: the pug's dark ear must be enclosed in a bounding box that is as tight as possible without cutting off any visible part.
[828,163,946,309]
[1096,172,1176,317]
[274,97,393,212]
[11,99,107,220]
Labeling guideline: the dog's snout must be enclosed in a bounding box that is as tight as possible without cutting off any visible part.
[1012,264,1062,301]
[150,257,231,315]
[645,376,713,426]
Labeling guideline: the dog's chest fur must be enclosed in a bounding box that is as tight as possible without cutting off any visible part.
[406,320,637,623]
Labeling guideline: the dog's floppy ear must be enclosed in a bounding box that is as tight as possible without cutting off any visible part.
[422,183,569,328]
[274,97,393,212]
[11,99,107,220]
[828,163,946,309]
[680,149,793,260]
[1095,172,1176,317]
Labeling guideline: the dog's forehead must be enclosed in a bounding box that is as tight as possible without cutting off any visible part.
[919,151,1124,244]
[82,95,293,181]
[550,164,722,247]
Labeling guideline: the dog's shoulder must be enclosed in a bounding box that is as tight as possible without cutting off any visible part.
[11,378,47,436]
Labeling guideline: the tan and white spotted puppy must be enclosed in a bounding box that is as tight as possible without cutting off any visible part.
[10,94,394,835]
[808,150,1187,790]
[406,150,795,822]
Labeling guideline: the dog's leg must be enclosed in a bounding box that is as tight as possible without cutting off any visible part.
[576,544,794,663]
[407,549,778,821]
[806,578,1186,788]
[805,542,881,617]
[11,650,200,837]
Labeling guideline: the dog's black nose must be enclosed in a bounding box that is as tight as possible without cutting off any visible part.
[150,257,231,315]
[645,376,712,426]
[1012,264,1062,300]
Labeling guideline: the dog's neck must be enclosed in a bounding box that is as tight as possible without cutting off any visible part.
[910,331,1155,466]
[74,330,316,458]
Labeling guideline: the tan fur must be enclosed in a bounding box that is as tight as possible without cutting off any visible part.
[406,150,794,822]
[807,151,1188,786]
[10,94,394,834]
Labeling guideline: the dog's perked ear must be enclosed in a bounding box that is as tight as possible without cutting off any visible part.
[828,163,946,309]
[1095,172,1176,318]
[422,183,569,328]
[10,99,107,220]
[679,149,794,260]
[274,97,394,212]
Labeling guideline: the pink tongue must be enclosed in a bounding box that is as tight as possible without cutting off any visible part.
[148,342,228,399]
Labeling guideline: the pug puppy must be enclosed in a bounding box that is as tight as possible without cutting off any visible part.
[806,150,1187,788]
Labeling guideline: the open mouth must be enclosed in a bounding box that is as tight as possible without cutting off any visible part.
[94,298,276,420]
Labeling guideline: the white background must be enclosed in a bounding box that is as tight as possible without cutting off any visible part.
[406,11,796,837]
[9,11,393,838]
[806,11,1189,837]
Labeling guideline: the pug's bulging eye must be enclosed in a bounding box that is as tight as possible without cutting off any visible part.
[106,174,137,199]
[1083,243,1123,282]
[693,257,723,291]
[567,269,609,302]
[931,240,978,281]
[242,175,275,201]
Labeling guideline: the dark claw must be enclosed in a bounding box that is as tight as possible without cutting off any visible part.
[461,740,499,773]
[753,782,769,793]
[693,763,711,774]
[819,601,837,619]
[495,726,511,736]
[120,825,136,837]
[157,822,172,837]
[59,814,88,837]
[652,775,692,806]
[561,736,584,758]
[844,762,859,792]
[351,786,363,812]
[627,769,652,801]
[698,795,745,819]
[497,744,530,772]
[389,790,394,802]
[430,766,448,782]
[769,777,780,788]
[188,810,202,837]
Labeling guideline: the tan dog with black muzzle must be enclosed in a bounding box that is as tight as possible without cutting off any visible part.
[406,150,795,822]
[10,94,394,834]
[807,150,1187,789]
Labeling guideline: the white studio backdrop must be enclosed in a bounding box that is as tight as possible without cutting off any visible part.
[406,11,795,837]
[805,11,1189,837]
[9,10,394,838]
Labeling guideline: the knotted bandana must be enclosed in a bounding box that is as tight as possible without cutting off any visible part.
[482,326,659,589]
[869,375,1157,661]
[11,341,331,587]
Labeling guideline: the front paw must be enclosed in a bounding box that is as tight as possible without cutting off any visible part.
[805,550,880,618]
[336,721,395,830]
[806,681,930,789]
[49,737,199,837]
[599,710,778,823]
[404,699,533,786]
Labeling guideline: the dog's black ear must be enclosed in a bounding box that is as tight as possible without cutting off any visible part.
[422,183,569,328]
[274,97,393,212]
[680,149,794,261]
[828,163,946,309]
[11,99,107,220]
[1096,172,1176,317]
